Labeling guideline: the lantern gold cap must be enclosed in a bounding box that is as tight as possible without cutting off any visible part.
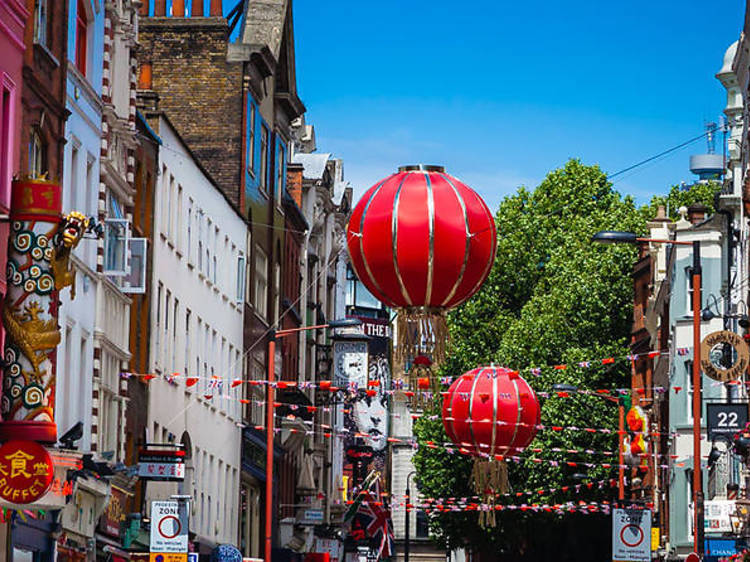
[398,164,445,173]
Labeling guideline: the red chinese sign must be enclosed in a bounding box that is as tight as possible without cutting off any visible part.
[0,440,54,504]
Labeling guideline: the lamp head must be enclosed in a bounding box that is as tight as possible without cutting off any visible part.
[708,446,722,467]
[702,308,716,322]
[328,318,362,329]
[591,231,638,245]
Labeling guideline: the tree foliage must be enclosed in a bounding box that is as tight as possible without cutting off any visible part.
[411,161,718,559]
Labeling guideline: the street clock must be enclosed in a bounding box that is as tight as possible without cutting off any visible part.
[333,338,369,388]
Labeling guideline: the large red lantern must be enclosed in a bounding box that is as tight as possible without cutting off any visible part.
[347,165,496,379]
[442,366,540,525]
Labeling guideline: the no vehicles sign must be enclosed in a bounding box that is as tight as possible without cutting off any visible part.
[150,501,188,553]
[612,507,651,562]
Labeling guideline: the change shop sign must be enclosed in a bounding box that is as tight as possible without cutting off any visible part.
[0,440,53,504]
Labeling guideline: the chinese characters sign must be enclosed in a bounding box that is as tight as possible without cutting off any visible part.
[138,449,185,481]
[0,440,54,504]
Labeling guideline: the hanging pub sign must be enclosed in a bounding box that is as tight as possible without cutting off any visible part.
[0,440,54,504]
[138,449,185,481]
[700,330,750,382]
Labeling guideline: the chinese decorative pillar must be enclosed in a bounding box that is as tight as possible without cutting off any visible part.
[0,178,88,443]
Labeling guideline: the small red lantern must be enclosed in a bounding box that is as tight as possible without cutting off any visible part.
[442,366,540,526]
[347,165,496,376]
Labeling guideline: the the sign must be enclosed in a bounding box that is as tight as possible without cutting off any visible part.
[100,486,131,537]
[612,507,651,562]
[700,330,750,382]
[704,500,739,534]
[705,538,741,557]
[149,554,187,562]
[298,508,325,525]
[139,449,185,482]
[707,403,748,441]
[0,440,54,504]
[150,501,188,553]
[188,554,199,562]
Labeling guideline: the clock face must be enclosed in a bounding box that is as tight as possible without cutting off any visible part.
[333,341,369,386]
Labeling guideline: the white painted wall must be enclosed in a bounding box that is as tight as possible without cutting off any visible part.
[146,116,245,546]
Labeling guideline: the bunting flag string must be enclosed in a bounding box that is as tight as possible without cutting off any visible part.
[351,499,613,516]
[270,409,681,440]
[120,345,695,392]
[388,478,617,504]
[265,418,699,467]
[120,370,684,402]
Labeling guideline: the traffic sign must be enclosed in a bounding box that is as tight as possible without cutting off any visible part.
[686,553,700,562]
[150,555,187,562]
[612,507,651,562]
[150,501,188,553]
[707,403,748,441]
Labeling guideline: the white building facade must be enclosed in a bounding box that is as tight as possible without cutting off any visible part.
[57,0,105,452]
[144,115,246,548]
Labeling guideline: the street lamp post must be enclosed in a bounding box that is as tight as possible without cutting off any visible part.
[264,318,361,562]
[592,231,703,557]
[552,383,625,500]
[405,470,417,562]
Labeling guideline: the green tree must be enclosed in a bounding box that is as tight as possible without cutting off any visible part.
[639,180,721,222]
[412,160,714,559]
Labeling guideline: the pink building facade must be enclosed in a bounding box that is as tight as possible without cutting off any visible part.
[0,0,27,340]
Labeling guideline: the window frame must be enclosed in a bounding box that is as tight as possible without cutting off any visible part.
[254,246,268,319]
[259,124,269,195]
[33,0,48,46]
[247,103,256,178]
[75,0,88,76]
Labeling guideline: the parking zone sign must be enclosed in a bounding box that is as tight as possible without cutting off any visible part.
[613,508,651,562]
[150,501,188,553]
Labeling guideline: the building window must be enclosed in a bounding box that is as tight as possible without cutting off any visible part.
[275,141,285,206]
[236,255,246,303]
[187,200,193,263]
[254,246,268,319]
[273,261,281,323]
[247,103,255,177]
[687,267,702,313]
[75,0,88,76]
[260,125,269,194]
[28,128,46,177]
[33,0,48,46]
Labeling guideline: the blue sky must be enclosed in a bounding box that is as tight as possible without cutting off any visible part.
[287,0,745,211]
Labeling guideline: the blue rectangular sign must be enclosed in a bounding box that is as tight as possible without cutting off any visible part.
[705,538,739,557]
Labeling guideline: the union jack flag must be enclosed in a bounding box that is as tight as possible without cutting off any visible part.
[347,477,394,560]
[359,489,394,558]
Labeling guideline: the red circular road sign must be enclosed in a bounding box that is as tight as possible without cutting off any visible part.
[0,440,53,504]
[686,553,700,562]
[158,514,181,539]
[620,524,644,548]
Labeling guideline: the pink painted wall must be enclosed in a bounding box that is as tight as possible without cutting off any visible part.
[0,0,27,345]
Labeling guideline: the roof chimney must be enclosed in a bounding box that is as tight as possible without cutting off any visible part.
[652,205,670,223]
[191,0,204,16]
[173,0,185,16]
[154,0,166,16]
[687,203,707,225]
[210,0,222,16]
